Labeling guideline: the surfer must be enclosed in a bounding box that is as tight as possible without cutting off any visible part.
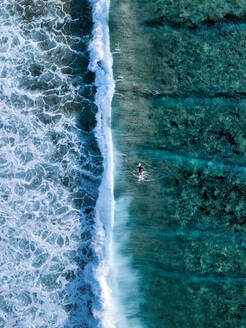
[137,163,143,177]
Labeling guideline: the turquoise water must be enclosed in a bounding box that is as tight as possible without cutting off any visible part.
[109,0,246,327]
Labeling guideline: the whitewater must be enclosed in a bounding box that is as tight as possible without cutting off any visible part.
[0,0,115,327]
[89,0,116,326]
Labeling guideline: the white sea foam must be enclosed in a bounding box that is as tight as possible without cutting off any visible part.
[89,1,146,327]
[88,0,116,326]
[0,1,104,327]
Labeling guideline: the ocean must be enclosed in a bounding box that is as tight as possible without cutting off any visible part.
[1,0,246,327]
[0,0,113,327]
[109,0,246,328]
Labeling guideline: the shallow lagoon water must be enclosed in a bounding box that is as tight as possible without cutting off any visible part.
[109,0,246,327]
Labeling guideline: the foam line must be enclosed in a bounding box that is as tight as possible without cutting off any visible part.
[88,0,115,326]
